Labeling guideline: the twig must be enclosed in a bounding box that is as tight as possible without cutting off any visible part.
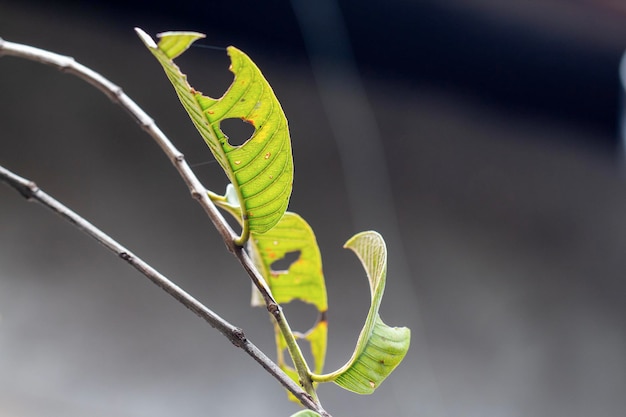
[0,36,329,416]
[0,37,272,304]
[0,163,327,416]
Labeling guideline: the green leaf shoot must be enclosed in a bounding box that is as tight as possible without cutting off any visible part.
[136,29,293,244]
[312,231,410,394]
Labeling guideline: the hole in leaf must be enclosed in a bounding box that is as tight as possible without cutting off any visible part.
[279,332,315,372]
[270,250,301,273]
[281,299,321,339]
[220,118,255,147]
[176,49,232,99]
[281,348,296,369]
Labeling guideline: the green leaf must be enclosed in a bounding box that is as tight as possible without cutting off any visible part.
[304,320,328,374]
[249,212,328,312]
[136,28,293,242]
[212,187,328,394]
[250,212,328,375]
[312,231,410,394]
[290,411,322,417]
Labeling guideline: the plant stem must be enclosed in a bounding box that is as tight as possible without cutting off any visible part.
[0,164,327,416]
[228,240,319,401]
[275,308,319,401]
[0,36,328,416]
[209,194,320,401]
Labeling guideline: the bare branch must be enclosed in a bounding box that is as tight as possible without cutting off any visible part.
[0,37,276,305]
[0,164,328,416]
[0,37,330,416]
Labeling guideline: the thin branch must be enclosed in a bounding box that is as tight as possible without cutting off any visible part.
[0,164,327,416]
[0,37,329,416]
[0,37,270,303]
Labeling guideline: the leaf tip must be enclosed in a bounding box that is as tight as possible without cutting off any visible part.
[136,28,207,60]
[157,30,206,41]
[343,230,384,250]
[134,27,157,49]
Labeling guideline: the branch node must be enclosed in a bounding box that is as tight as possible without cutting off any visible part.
[267,301,280,317]
[138,116,154,130]
[16,180,38,200]
[111,85,124,99]
[119,252,133,261]
[190,190,202,200]
[58,57,76,72]
[224,238,240,255]
[141,121,152,129]
[230,327,247,348]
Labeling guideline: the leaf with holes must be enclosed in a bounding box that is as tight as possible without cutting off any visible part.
[249,212,327,311]
[311,231,410,394]
[213,185,328,391]
[249,212,328,376]
[136,28,293,243]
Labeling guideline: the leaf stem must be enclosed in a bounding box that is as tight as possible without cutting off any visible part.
[235,222,251,247]
[0,36,329,416]
[207,193,320,400]
[228,238,319,400]
[274,305,319,401]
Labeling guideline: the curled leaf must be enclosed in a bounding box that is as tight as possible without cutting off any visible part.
[136,28,293,242]
[312,231,410,394]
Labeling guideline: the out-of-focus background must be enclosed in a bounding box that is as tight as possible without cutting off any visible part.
[1,1,625,416]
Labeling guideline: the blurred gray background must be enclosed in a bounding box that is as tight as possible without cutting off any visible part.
[1,1,625,416]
